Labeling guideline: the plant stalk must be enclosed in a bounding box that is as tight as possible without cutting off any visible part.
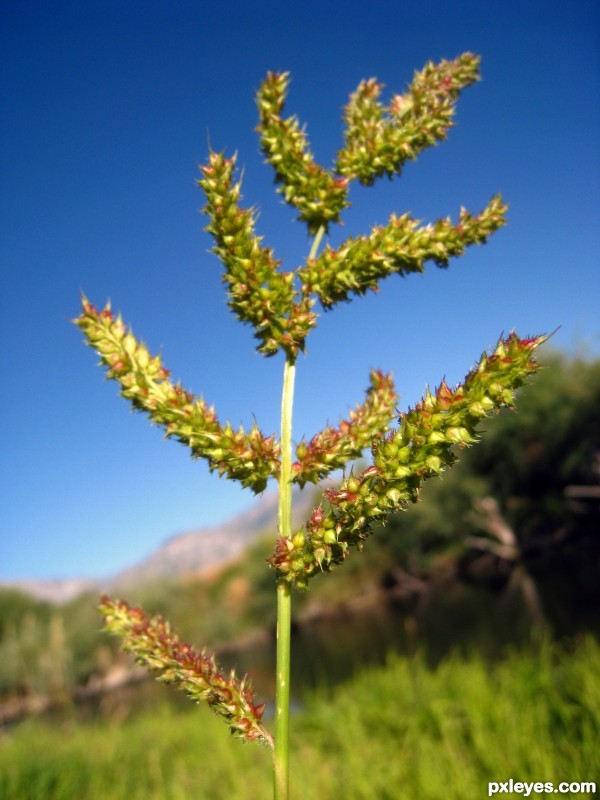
[274,356,295,800]
[273,226,324,800]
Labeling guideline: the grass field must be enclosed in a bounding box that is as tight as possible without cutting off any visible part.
[1,637,598,799]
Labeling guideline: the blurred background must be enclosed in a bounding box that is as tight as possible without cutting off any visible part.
[1,1,599,798]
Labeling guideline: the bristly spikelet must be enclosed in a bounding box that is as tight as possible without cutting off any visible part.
[100,597,274,747]
[256,71,350,234]
[299,195,507,308]
[292,370,398,487]
[336,53,481,184]
[269,333,545,588]
[198,151,317,358]
[74,297,280,493]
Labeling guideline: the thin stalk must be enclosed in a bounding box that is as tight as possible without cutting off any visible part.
[309,225,326,262]
[274,357,295,800]
[273,225,325,800]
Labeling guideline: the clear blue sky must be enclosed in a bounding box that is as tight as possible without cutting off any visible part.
[2,0,599,581]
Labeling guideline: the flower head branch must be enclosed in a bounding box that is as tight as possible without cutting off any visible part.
[75,298,280,492]
[269,333,545,587]
[336,53,481,185]
[292,370,398,487]
[198,150,317,358]
[100,597,273,747]
[256,71,350,234]
[299,195,507,308]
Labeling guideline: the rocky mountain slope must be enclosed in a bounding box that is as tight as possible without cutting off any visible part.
[2,487,319,603]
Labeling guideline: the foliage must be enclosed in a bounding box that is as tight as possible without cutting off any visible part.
[0,590,61,697]
[1,639,598,800]
[0,589,52,639]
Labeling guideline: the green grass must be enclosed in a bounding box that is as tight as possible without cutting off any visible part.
[1,638,598,800]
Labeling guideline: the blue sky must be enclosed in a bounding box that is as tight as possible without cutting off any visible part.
[2,0,599,581]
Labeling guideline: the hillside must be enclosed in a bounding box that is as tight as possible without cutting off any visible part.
[0,487,318,604]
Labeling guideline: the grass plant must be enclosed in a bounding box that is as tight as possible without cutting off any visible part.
[74,54,546,797]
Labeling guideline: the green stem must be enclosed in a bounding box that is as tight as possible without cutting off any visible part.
[273,225,325,800]
[274,580,292,799]
[309,225,326,261]
[274,357,295,800]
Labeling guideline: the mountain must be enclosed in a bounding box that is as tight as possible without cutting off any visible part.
[0,577,100,605]
[1,487,319,604]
